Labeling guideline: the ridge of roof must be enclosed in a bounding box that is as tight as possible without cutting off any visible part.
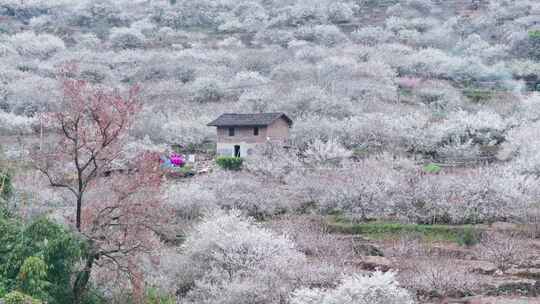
[207,112,293,127]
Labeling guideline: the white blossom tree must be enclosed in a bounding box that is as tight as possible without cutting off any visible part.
[290,271,414,304]
[179,210,306,304]
[9,31,65,59]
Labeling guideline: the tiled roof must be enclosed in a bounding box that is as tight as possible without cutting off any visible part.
[207,112,293,127]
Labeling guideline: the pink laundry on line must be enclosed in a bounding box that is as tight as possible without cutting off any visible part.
[170,153,185,167]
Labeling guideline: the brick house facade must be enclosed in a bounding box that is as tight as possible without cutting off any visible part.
[207,113,293,157]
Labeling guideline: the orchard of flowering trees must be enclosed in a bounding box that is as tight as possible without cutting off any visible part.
[2,0,539,154]
[3,0,540,303]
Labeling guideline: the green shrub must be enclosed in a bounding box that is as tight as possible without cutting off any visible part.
[0,280,7,298]
[327,217,480,245]
[529,33,540,60]
[0,215,85,303]
[216,156,243,171]
[457,227,480,247]
[80,287,106,304]
[17,257,50,301]
[528,30,540,39]
[463,88,494,103]
[3,291,42,304]
[0,170,13,200]
[176,165,195,175]
[423,163,441,174]
[145,287,175,304]
[166,165,195,178]
[351,146,369,159]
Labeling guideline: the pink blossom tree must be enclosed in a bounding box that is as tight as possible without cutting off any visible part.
[33,76,170,303]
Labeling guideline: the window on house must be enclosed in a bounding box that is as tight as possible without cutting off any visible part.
[253,127,259,136]
[228,127,235,136]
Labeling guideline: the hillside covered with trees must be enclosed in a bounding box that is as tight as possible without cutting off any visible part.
[2,0,540,303]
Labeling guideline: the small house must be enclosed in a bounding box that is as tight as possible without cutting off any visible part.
[207,112,293,157]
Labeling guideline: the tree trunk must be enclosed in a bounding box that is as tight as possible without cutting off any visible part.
[73,252,95,304]
[76,194,82,231]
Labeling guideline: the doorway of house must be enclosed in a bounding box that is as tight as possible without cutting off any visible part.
[234,145,241,157]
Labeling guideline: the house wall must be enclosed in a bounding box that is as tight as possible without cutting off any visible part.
[216,142,257,157]
[215,118,291,157]
[266,118,290,142]
[217,126,268,144]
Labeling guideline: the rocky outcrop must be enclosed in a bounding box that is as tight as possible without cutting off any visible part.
[487,280,540,297]
[358,256,392,271]
[469,261,497,275]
